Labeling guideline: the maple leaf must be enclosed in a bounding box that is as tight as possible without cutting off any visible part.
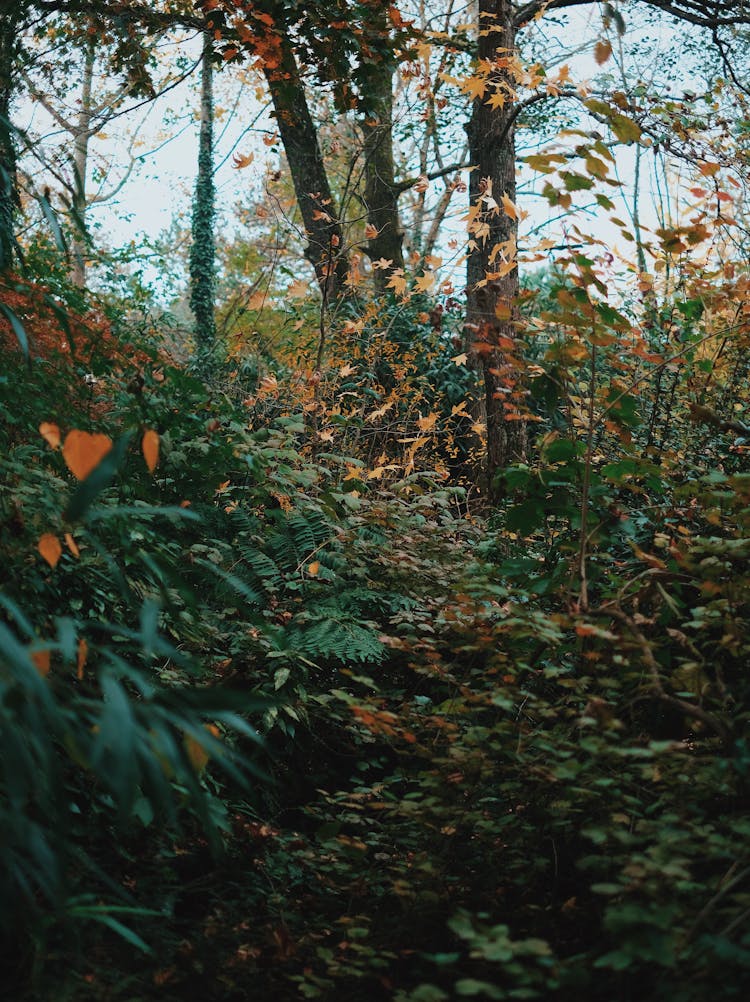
[414,271,435,293]
[386,270,408,295]
[451,353,468,366]
[417,412,438,433]
[232,151,255,169]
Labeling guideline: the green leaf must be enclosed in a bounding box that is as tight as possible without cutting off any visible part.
[0,301,29,362]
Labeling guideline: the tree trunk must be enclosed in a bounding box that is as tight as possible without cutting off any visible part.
[465,0,526,495]
[70,37,95,289]
[0,3,23,274]
[361,49,404,292]
[189,32,216,350]
[264,34,349,304]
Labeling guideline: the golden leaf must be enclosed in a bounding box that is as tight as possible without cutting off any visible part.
[62,430,113,481]
[142,429,160,473]
[414,271,435,293]
[39,421,61,449]
[38,533,62,568]
[307,561,320,576]
[451,353,468,366]
[500,194,517,220]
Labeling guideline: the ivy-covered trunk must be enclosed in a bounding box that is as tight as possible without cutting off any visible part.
[264,33,349,304]
[0,2,22,274]
[465,0,526,495]
[189,32,217,351]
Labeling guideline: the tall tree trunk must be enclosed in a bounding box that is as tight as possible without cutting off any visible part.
[264,34,349,304]
[0,3,23,274]
[465,0,526,495]
[361,46,404,292]
[189,32,216,350]
[70,37,95,289]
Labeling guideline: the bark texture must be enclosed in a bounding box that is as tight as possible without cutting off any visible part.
[465,0,526,493]
[265,34,349,304]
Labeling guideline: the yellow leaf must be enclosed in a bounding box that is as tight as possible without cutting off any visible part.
[308,561,320,576]
[451,353,468,366]
[62,430,113,481]
[184,724,221,773]
[417,412,438,433]
[31,649,51,677]
[39,421,61,449]
[142,429,160,473]
[77,638,88,680]
[594,40,612,65]
[232,151,255,169]
[38,533,62,568]
[64,532,80,558]
[338,363,356,377]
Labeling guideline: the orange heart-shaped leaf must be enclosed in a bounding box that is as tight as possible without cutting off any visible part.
[39,422,61,449]
[142,429,160,473]
[62,430,113,480]
[38,533,62,568]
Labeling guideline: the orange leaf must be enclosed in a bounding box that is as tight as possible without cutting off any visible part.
[698,161,720,177]
[64,532,80,558]
[142,429,160,473]
[308,561,320,576]
[77,638,88,680]
[62,430,113,480]
[31,650,51,677]
[38,533,62,568]
[39,421,61,449]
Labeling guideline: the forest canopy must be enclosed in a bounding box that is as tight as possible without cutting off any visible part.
[1,1,750,999]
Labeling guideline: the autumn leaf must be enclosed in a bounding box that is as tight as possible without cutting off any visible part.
[185,724,221,773]
[77,638,88,680]
[31,649,51,677]
[307,561,320,576]
[38,533,62,568]
[414,271,435,293]
[698,161,720,177]
[417,412,438,433]
[386,270,408,296]
[64,532,80,558]
[364,223,380,239]
[287,279,309,299]
[232,151,255,169]
[39,421,61,449]
[500,194,517,220]
[451,353,468,366]
[62,430,113,481]
[142,429,160,473]
[594,40,612,65]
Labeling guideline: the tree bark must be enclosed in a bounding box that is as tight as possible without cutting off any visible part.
[360,43,404,292]
[465,0,526,495]
[189,31,216,350]
[264,34,349,304]
[70,36,95,288]
[0,3,24,273]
